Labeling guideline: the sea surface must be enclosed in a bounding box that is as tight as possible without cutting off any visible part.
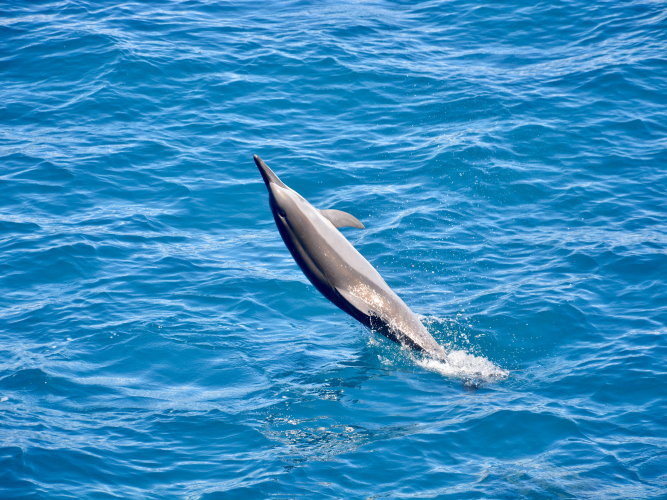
[1,1,666,498]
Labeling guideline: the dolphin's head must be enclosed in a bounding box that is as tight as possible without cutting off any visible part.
[254,154,287,191]
[254,154,304,229]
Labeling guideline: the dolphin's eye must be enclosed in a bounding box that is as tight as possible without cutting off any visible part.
[278,209,286,218]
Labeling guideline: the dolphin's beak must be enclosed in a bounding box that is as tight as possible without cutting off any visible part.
[254,155,287,189]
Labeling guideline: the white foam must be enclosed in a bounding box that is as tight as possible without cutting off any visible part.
[415,349,509,386]
[412,314,509,386]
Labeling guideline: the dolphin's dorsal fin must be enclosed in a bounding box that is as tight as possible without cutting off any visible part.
[320,209,365,229]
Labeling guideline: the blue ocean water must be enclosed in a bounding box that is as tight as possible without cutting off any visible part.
[1,0,666,498]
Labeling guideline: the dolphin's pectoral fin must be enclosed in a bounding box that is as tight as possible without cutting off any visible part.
[335,287,373,316]
[320,209,365,229]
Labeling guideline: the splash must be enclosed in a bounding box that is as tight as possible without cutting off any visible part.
[409,314,510,386]
[415,350,509,387]
[350,289,509,386]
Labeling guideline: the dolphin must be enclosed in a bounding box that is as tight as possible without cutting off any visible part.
[254,154,447,360]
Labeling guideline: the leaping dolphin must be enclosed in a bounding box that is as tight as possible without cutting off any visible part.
[254,154,447,360]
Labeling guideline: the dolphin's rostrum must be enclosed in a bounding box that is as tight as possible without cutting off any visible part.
[254,154,447,360]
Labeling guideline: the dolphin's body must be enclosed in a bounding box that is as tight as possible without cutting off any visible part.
[254,155,447,359]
